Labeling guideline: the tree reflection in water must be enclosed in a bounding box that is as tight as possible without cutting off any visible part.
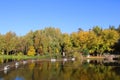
[0,60,120,80]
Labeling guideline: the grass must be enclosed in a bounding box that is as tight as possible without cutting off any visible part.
[0,54,62,60]
[0,55,47,60]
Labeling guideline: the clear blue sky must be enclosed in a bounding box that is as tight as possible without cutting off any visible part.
[0,0,120,35]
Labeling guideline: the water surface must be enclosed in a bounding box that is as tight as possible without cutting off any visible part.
[0,59,120,80]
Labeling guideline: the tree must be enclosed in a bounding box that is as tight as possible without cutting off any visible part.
[33,30,43,55]
[61,33,72,57]
[71,32,79,48]
[77,31,89,51]
[101,29,119,53]
[4,31,17,55]
[85,31,97,54]
[24,31,34,54]
[0,34,5,54]
[15,36,27,55]
[44,27,62,53]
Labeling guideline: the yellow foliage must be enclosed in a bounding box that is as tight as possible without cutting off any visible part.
[78,31,89,44]
[102,29,119,46]
[56,48,59,53]
[27,46,36,56]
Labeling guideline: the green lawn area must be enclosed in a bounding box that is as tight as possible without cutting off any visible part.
[0,55,48,60]
[0,54,62,60]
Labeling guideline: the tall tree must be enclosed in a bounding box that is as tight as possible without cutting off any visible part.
[24,31,34,54]
[4,31,17,55]
[0,34,5,54]
[61,33,72,57]
[101,29,119,53]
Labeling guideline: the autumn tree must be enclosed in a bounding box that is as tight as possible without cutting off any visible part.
[77,31,89,51]
[24,31,34,54]
[101,29,119,53]
[71,32,79,47]
[4,31,17,55]
[0,34,5,54]
[15,36,27,55]
[42,27,62,56]
[61,33,72,57]
[33,30,43,55]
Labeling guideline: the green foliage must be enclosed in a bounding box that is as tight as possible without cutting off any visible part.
[0,26,120,58]
[62,33,72,54]
[82,49,89,56]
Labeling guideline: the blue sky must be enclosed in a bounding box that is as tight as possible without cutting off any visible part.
[0,0,120,35]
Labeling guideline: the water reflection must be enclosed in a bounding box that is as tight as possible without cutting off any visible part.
[0,59,15,64]
[0,59,120,80]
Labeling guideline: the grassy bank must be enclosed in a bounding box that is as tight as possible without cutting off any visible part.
[0,54,62,60]
[0,55,48,60]
[86,56,105,59]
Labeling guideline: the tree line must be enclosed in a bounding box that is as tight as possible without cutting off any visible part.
[0,26,120,57]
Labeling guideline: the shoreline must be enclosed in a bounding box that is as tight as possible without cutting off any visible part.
[86,56,105,59]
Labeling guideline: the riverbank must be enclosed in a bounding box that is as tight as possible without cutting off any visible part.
[0,55,106,60]
[0,55,48,60]
[86,56,105,59]
[0,54,119,61]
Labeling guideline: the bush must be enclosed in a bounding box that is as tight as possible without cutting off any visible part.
[27,46,36,56]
